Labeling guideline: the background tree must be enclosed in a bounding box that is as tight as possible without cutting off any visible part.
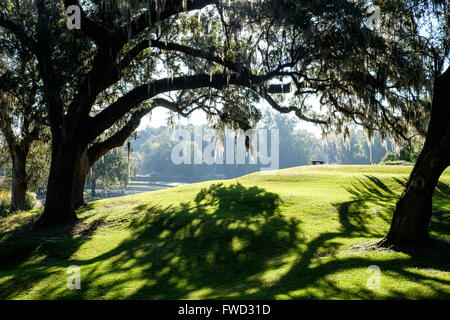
[87,147,130,198]
[0,33,48,212]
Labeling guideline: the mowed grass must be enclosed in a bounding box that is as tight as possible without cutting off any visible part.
[0,165,449,299]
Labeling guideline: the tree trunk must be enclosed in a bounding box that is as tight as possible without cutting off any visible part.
[10,150,27,212]
[72,149,91,210]
[91,178,97,198]
[379,68,450,246]
[37,133,81,227]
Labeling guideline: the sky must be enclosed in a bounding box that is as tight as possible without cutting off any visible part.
[138,97,324,137]
[138,103,323,136]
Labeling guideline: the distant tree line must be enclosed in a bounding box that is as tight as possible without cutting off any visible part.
[130,110,399,181]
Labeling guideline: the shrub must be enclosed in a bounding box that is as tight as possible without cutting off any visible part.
[382,160,415,166]
[381,152,398,163]
[0,191,37,215]
[381,145,422,164]
[0,190,11,216]
[25,192,37,211]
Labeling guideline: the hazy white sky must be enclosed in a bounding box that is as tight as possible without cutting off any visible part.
[138,98,323,137]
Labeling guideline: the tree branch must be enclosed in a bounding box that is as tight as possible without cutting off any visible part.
[260,91,329,125]
[87,71,292,142]
[63,0,110,44]
[86,97,181,163]
[118,0,216,44]
[0,13,38,55]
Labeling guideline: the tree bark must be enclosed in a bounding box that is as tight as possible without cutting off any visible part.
[379,68,450,247]
[10,149,27,212]
[72,148,91,210]
[71,108,151,210]
[0,99,33,213]
[37,132,81,227]
[91,178,96,198]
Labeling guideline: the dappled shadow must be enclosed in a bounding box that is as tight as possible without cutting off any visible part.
[333,175,399,236]
[1,179,449,299]
[72,183,303,299]
[0,203,100,266]
[335,175,450,240]
[256,176,450,299]
[0,183,303,299]
[194,183,280,217]
[0,203,104,299]
[435,181,450,197]
[394,177,450,201]
[383,177,450,239]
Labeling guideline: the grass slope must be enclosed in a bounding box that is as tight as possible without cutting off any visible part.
[0,165,449,299]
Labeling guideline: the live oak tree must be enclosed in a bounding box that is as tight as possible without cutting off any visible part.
[272,0,449,246]
[0,97,49,212]
[265,0,449,246]
[0,0,299,226]
[0,0,447,247]
[372,0,449,246]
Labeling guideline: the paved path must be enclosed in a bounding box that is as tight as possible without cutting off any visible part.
[87,179,188,199]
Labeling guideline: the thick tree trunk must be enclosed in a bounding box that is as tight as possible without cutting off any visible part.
[72,149,91,210]
[10,150,27,212]
[379,68,450,247]
[37,133,82,227]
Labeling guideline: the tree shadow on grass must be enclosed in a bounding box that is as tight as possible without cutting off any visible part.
[0,202,107,299]
[256,176,450,299]
[383,177,450,239]
[336,175,449,242]
[0,183,304,299]
[71,180,450,299]
[336,175,400,235]
[71,183,304,299]
[1,180,449,299]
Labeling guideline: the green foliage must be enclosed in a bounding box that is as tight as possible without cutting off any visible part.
[89,148,130,190]
[0,137,50,194]
[0,190,10,216]
[24,192,37,211]
[381,160,415,166]
[381,152,398,163]
[3,0,443,153]
[0,135,10,170]
[0,190,36,216]
[380,144,421,164]
[26,140,51,193]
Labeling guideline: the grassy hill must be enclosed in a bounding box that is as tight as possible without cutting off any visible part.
[0,165,449,299]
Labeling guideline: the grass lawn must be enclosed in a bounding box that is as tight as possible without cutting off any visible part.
[0,165,449,299]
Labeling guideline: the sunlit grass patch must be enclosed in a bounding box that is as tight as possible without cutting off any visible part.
[0,165,449,299]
